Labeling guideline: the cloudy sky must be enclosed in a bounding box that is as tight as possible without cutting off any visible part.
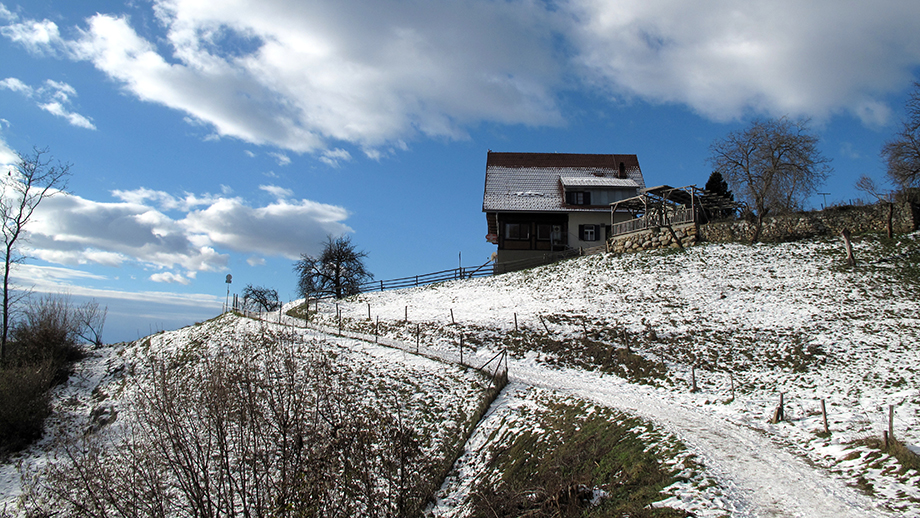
[1,0,919,341]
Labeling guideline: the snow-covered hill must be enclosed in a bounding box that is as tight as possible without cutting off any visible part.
[314,233,920,516]
[3,233,920,517]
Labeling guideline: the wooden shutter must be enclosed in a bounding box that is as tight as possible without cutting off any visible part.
[578,225,585,240]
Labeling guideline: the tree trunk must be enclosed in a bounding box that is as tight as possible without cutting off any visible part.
[887,202,894,239]
[751,212,764,244]
[1,245,10,360]
[841,229,856,267]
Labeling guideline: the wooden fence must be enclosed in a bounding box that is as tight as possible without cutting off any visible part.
[610,207,697,238]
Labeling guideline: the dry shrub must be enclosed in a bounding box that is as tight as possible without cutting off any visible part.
[0,361,53,454]
[24,328,434,517]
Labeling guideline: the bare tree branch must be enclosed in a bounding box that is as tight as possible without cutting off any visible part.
[1,147,71,359]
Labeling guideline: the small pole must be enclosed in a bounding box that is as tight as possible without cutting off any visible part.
[367,303,371,320]
[450,309,455,325]
[416,323,420,353]
[730,372,735,400]
[514,313,518,331]
[889,404,895,442]
[375,316,379,344]
[821,399,829,434]
[459,333,464,366]
[404,306,408,323]
[691,365,698,393]
[539,315,550,335]
[883,430,890,451]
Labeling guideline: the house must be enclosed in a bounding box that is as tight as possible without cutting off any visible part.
[482,151,645,271]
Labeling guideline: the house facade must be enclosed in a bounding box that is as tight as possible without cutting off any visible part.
[482,151,645,271]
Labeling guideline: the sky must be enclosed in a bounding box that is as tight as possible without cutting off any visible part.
[0,0,919,342]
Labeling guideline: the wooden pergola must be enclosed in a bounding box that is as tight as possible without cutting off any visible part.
[609,185,740,237]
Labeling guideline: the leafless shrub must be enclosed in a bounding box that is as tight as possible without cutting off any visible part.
[24,327,432,517]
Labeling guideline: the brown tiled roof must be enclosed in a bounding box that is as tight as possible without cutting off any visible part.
[482,151,645,212]
[485,152,641,170]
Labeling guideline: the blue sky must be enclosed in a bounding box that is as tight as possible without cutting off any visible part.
[1,0,919,342]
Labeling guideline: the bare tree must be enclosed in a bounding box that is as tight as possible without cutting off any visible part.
[1,148,70,359]
[855,175,895,238]
[75,300,107,346]
[241,284,280,312]
[294,235,373,300]
[882,81,920,190]
[708,117,832,242]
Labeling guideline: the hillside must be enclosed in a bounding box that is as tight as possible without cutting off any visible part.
[0,314,500,516]
[3,232,920,517]
[311,232,920,516]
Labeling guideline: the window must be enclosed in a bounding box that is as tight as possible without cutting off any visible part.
[536,224,552,240]
[579,224,599,242]
[505,223,530,240]
[565,191,591,205]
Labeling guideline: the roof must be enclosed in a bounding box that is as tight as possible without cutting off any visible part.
[561,176,640,189]
[610,185,742,213]
[482,152,645,212]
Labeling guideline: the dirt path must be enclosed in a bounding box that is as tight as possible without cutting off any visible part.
[512,362,891,518]
[306,320,893,517]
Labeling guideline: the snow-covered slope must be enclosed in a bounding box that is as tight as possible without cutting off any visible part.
[314,233,920,516]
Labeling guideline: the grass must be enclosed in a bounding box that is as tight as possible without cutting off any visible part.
[470,397,692,517]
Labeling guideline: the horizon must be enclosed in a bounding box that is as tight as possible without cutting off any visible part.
[1,0,919,342]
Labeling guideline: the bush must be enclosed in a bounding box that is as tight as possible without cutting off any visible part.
[0,361,53,454]
[8,295,84,384]
[25,328,436,517]
[0,295,96,455]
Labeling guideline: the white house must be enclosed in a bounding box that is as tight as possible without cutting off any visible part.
[482,151,645,271]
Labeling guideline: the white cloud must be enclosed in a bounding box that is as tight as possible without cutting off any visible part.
[0,5,15,22]
[0,77,96,129]
[18,182,351,283]
[565,0,920,124]
[0,16,62,55]
[320,148,352,167]
[5,0,920,151]
[0,130,17,168]
[269,152,291,166]
[10,263,221,308]
[247,256,266,266]
[150,271,192,285]
[259,184,293,199]
[4,0,563,155]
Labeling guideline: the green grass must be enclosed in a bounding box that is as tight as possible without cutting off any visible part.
[470,398,693,518]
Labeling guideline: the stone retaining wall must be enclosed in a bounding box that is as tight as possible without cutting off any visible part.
[605,201,919,254]
[698,201,919,244]
[607,223,698,254]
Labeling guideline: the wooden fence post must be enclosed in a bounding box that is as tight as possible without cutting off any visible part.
[514,313,518,331]
[459,333,464,366]
[367,303,371,321]
[690,365,698,393]
[841,229,856,267]
[416,323,420,353]
[405,305,408,323]
[771,393,784,423]
[375,316,379,344]
[821,399,829,434]
[450,309,455,325]
[889,404,895,442]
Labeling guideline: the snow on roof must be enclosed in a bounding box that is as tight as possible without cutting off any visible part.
[560,176,640,188]
[482,152,645,212]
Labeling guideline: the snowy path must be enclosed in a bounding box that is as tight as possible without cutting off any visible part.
[511,362,890,518]
[307,322,893,518]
